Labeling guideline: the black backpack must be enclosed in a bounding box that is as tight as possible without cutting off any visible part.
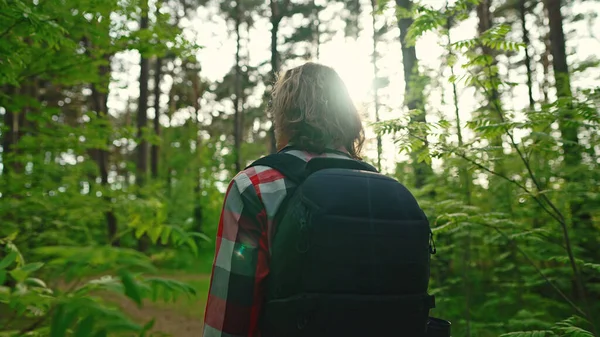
[246,147,449,337]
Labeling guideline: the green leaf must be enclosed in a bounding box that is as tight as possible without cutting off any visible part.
[0,251,18,270]
[189,232,211,243]
[159,226,171,245]
[8,262,44,282]
[74,315,95,337]
[0,270,6,285]
[147,226,162,244]
[93,329,108,337]
[25,277,48,288]
[139,318,156,337]
[50,304,68,337]
[119,270,143,307]
[9,268,28,282]
[20,262,44,273]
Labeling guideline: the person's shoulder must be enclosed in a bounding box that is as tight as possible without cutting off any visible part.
[229,163,288,195]
[230,149,350,192]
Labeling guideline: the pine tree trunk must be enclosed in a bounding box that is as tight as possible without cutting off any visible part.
[191,66,203,233]
[544,0,594,251]
[233,0,243,172]
[137,0,151,252]
[91,54,119,247]
[12,85,27,175]
[151,57,161,179]
[312,0,320,60]
[520,0,535,110]
[476,0,513,214]
[269,0,281,154]
[540,10,551,104]
[137,4,150,187]
[544,3,597,322]
[1,86,16,177]
[396,0,431,189]
[371,0,382,171]
[166,78,176,196]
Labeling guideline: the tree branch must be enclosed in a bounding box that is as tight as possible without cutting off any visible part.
[0,18,24,39]
[484,224,587,319]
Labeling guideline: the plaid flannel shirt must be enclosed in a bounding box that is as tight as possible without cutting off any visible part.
[202,149,352,337]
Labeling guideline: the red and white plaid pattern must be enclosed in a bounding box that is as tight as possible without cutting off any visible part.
[203,149,351,337]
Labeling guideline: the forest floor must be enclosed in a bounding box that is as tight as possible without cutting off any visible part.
[0,272,210,337]
[102,272,210,337]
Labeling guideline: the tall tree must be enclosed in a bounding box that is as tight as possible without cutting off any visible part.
[151,56,161,179]
[268,0,288,153]
[371,0,382,171]
[543,0,597,309]
[190,63,204,233]
[311,0,321,60]
[137,0,150,187]
[544,0,593,229]
[137,0,151,251]
[396,0,432,189]
[150,1,164,180]
[520,0,535,110]
[233,0,243,171]
[1,86,16,177]
[90,46,120,246]
[475,0,514,214]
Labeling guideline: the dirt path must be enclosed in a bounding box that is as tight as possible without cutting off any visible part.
[109,295,205,337]
[106,273,209,337]
[57,273,210,337]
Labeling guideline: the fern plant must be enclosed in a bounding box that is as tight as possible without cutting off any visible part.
[375,1,600,336]
[0,233,199,337]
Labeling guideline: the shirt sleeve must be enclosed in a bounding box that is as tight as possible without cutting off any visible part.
[203,170,270,337]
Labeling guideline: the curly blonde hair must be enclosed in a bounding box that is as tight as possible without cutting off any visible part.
[270,62,365,160]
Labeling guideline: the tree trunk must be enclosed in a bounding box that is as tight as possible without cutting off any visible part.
[371,0,382,171]
[233,0,243,172]
[544,2,597,316]
[541,33,551,104]
[91,54,119,247]
[166,77,176,196]
[1,86,16,177]
[137,4,150,187]
[137,0,151,252]
[396,0,431,188]
[476,0,513,214]
[445,9,472,335]
[151,57,161,179]
[544,0,593,244]
[269,0,282,154]
[191,65,203,233]
[544,0,572,98]
[311,0,321,60]
[12,85,27,175]
[520,0,535,110]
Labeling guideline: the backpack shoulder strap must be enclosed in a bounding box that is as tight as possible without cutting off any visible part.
[245,153,308,185]
[305,157,379,175]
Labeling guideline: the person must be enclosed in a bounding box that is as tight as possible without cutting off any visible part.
[202,62,441,337]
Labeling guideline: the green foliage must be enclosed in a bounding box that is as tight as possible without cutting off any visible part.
[0,0,210,335]
[375,1,600,336]
[2,0,600,335]
[0,235,197,337]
